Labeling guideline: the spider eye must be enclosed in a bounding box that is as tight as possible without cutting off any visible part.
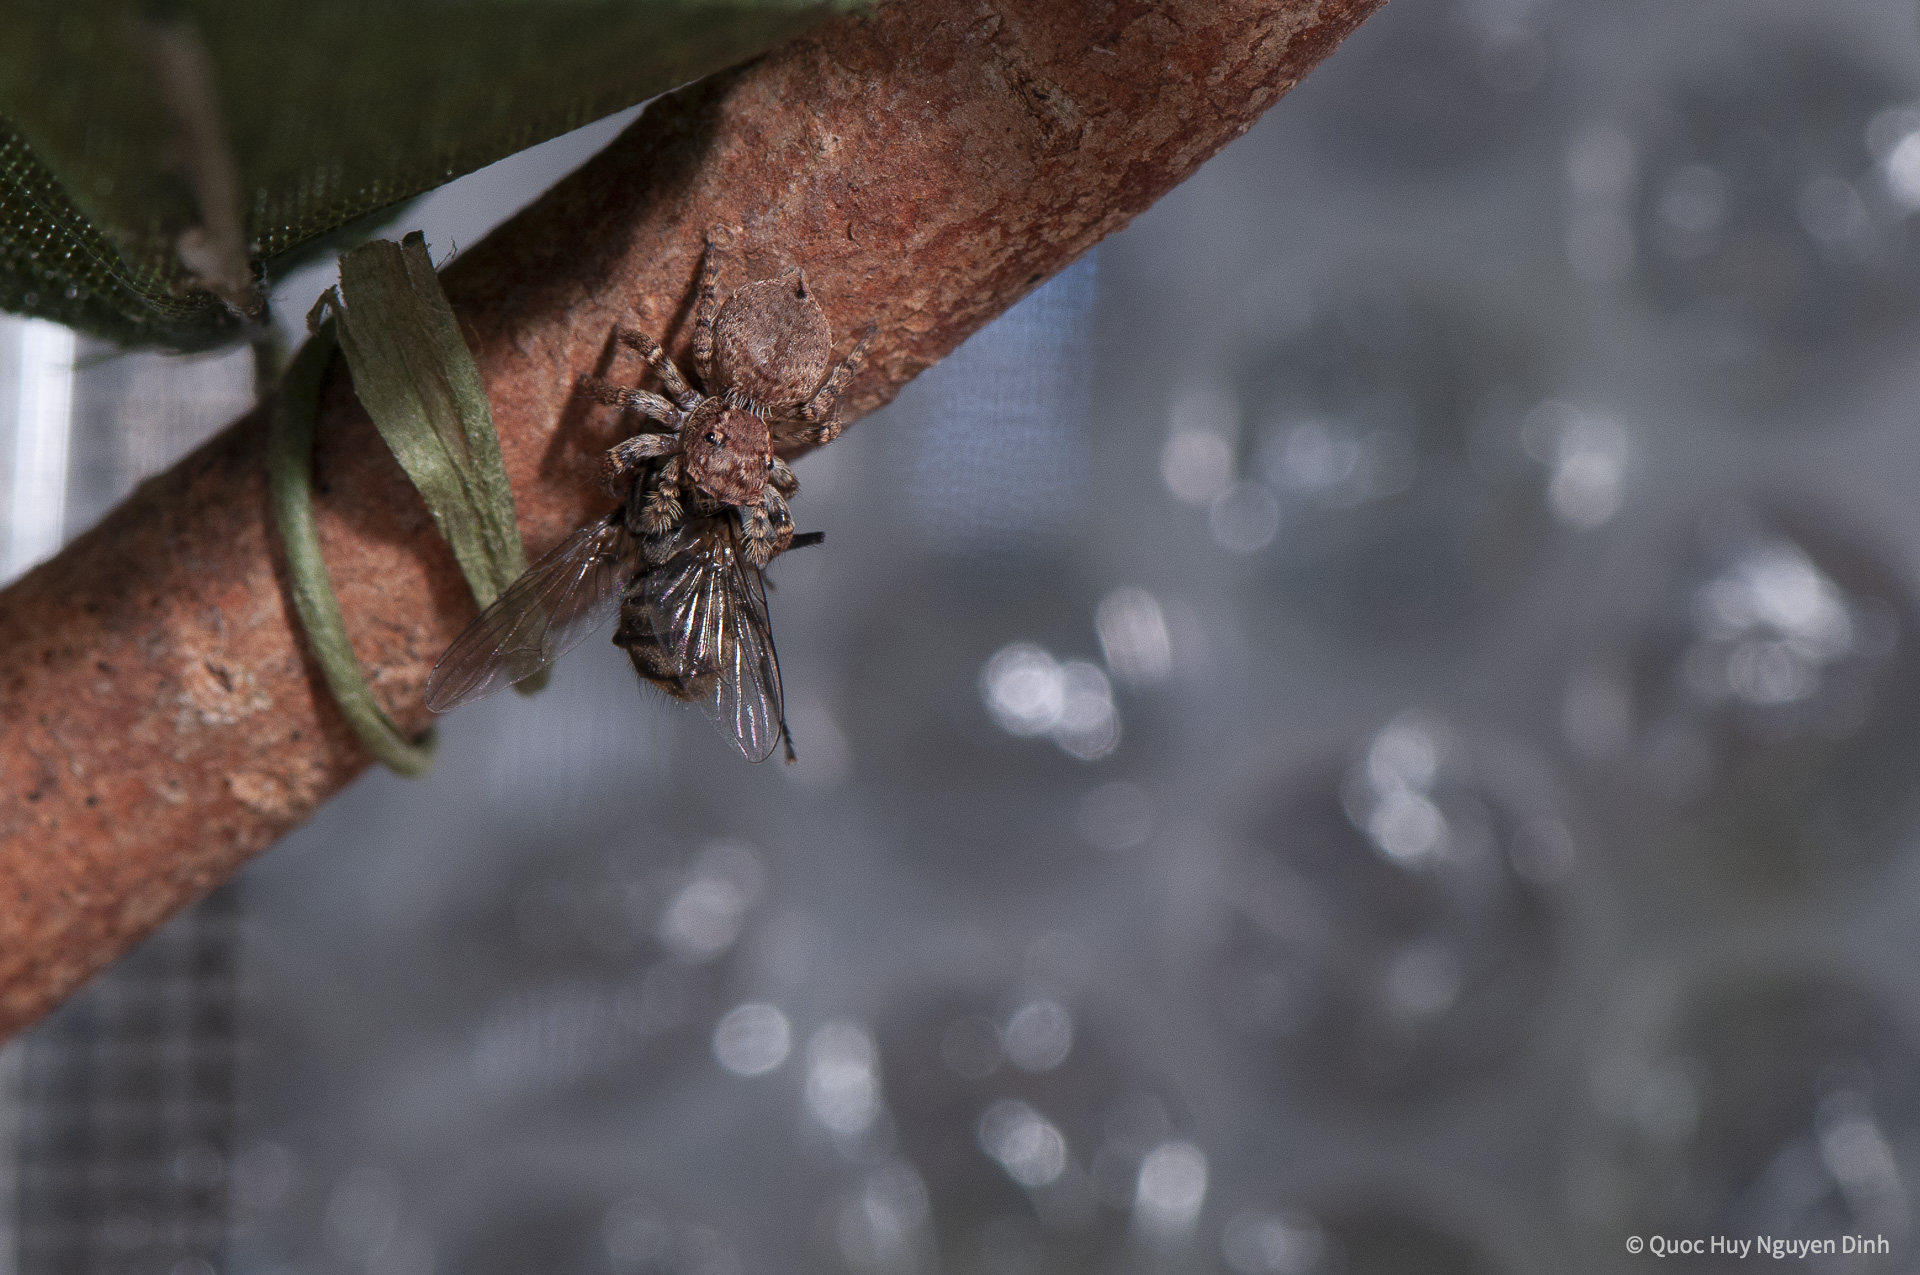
[705,432,721,447]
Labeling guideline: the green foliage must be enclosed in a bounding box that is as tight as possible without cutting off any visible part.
[269,324,441,775]
[272,232,549,777]
[0,0,868,349]
[320,233,528,612]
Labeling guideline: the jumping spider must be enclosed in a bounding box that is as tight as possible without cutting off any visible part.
[580,226,876,568]
[427,230,868,762]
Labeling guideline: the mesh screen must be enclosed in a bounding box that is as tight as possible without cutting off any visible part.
[0,128,199,348]
[11,887,242,1275]
[0,1,863,351]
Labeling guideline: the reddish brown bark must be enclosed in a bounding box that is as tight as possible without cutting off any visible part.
[0,0,1381,1037]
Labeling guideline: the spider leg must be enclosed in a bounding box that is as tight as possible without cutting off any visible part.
[577,375,680,427]
[692,227,732,388]
[768,457,799,498]
[738,487,794,568]
[639,454,685,537]
[791,322,877,442]
[617,328,702,410]
[599,433,678,495]
[739,505,775,569]
[769,405,841,448]
[763,484,793,530]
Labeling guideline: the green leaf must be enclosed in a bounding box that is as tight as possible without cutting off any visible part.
[274,229,548,777]
[323,232,525,609]
[269,325,438,776]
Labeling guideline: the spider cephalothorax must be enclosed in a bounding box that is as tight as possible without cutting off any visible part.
[680,399,774,507]
[581,340,796,564]
[580,226,875,567]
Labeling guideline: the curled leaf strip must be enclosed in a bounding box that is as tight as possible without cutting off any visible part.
[269,231,540,775]
[268,324,437,775]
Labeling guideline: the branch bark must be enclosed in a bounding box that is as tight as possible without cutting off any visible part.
[0,0,1381,1037]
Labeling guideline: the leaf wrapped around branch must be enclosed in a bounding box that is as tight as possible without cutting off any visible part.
[318,232,526,610]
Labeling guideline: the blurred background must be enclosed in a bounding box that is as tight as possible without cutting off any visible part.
[6,0,1920,1270]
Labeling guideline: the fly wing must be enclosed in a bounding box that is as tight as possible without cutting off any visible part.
[709,554,787,763]
[640,534,786,763]
[425,514,635,711]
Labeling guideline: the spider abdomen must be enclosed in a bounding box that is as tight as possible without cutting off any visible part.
[713,278,834,408]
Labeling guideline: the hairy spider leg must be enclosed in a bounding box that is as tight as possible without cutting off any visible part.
[780,323,877,445]
[599,432,679,495]
[768,456,799,498]
[692,229,731,388]
[618,328,701,410]
[638,454,685,537]
[739,484,795,568]
[577,375,679,427]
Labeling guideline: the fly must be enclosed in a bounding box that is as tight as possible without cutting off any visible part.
[424,512,818,763]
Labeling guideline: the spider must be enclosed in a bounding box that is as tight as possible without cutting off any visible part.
[580,226,876,567]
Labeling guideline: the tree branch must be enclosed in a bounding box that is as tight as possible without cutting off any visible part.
[0,0,1381,1037]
